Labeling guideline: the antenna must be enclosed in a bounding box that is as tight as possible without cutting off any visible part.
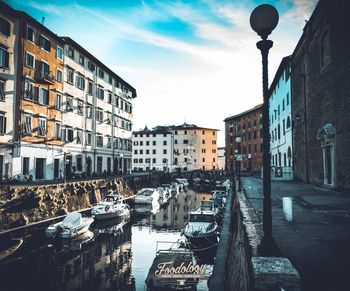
[41,14,45,25]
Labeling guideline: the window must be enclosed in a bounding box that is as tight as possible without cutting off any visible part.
[76,74,85,90]
[76,155,82,171]
[183,139,188,144]
[202,158,205,162]
[22,114,32,135]
[282,99,285,111]
[0,80,5,101]
[106,112,112,124]
[109,76,113,84]
[54,93,62,110]
[86,132,92,145]
[163,149,167,154]
[202,140,205,144]
[152,149,156,154]
[283,119,286,135]
[54,122,61,139]
[67,68,74,84]
[0,113,6,135]
[76,129,82,144]
[86,105,92,118]
[24,81,34,100]
[27,26,35,42]
[320,30,331,69]
[0,47,9,69]
[202,149,206,153]
[56,46,63,60]
[97,86,104,99]
[25,52,35,68]
[39,61,49,76]
[77,100,84,115]
[163,140,167,146]
[153,141,156,146]
[212,140,216,144]
[38,88,49,105]
[38,118,47,136]
[286,116,291,129]
[39,35,51,52]
[96,135,103,147]
[56,69,63,82]
[0,17,10,36]
[146,149,150,154]
[23,157,30,175]
[98,68,104,78]
[66,127,74,142]
[88,81,93,95]
[286,93,289,105]
[96,108,103,122]
[87,61,95,71]
[146,141,150,146]
[108,92,112,104]
[79,55,84,66]
[107,137,111,148]
[212,149,216,153]
[66,96,73,111]
[68,47,74,59]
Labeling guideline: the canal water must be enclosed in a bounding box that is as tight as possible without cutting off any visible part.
[0,190,216,291]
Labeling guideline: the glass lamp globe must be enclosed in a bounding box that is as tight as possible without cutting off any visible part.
[250,4,279,39]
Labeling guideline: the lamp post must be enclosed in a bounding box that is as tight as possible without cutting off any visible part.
[235,136,242,191]
[250,4,279,256]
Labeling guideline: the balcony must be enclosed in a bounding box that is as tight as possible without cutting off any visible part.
[36,71,55,85]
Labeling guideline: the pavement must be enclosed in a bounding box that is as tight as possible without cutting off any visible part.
[241,177,350,291]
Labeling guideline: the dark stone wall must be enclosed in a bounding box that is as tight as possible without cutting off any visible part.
[291,0,350,190]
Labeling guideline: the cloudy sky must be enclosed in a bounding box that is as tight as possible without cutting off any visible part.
[6,0,318,146]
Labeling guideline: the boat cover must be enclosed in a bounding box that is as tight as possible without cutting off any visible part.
[62,212,82,228]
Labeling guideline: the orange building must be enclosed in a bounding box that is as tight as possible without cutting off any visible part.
[224,104,263,173]
[12,12,65,179]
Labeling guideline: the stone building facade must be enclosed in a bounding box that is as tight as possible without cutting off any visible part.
[0,4,19,179]
[291,0,350,190]
[0,2,137,181]
[224,105,263,173]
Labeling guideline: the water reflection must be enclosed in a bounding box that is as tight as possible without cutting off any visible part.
[0,190,215,291]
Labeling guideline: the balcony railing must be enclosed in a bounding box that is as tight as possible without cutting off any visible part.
[37,71,55,84]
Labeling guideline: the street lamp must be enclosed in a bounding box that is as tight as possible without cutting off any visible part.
[250,4,279,256]
[235,136,242,191]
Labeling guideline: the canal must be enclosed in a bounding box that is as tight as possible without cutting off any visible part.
[0,189,216,291]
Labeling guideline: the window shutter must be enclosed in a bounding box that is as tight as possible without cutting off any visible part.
[34,87,39,102]
[4,51,9,68]
[3,117,6,134]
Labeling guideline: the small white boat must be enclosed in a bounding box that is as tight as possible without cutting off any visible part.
[183,208,218,247]
[91,194,130,220]
[134,188,160,204]
[45,212,94,239]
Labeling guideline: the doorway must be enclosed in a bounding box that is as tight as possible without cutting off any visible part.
[35,158,45,180]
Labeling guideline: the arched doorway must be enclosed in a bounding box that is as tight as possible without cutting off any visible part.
[317,124,336,187]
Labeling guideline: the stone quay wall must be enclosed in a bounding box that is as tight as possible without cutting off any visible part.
[210,182,300,291]
[0,173,167,232]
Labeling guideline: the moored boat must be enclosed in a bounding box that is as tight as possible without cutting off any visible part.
[134,188,160,204]
[91,194,130,220]
[183,208,219,248]
[45,212,94,239]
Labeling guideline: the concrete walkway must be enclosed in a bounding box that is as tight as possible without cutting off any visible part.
[242,177,350,291]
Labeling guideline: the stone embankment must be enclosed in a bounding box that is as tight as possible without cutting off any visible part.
[0,177,135,232]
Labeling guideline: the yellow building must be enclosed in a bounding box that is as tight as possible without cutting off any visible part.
[172,123,219,171]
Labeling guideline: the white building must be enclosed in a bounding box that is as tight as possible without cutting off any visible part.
[217,147,225,170]
[269,56,293,180]
[132,123,219,172]
[132,127,174,172]
[0,6,19,179]
[61,37,136,177]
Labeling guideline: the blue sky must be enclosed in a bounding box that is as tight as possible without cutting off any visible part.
[6,0,318,146]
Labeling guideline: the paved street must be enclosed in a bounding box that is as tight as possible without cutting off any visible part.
[242,177,350,291]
